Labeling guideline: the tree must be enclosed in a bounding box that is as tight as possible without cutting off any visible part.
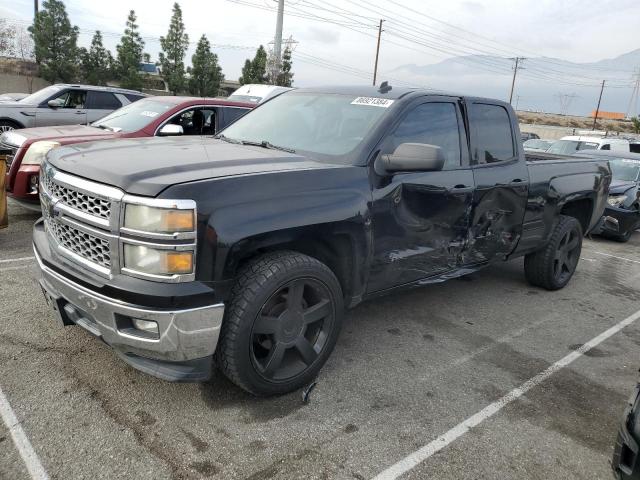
[29,0,79,82]
[632,117,640,134]
[15,27,36,92]
[187,35,223,97]
[239,45,268,85]
[159,2,189,95]
[275,46,294,87]
[80,31,113,85]
[116,10,145,91]
[0,19,16,57]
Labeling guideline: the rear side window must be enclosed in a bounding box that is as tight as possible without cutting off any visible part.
[579,142,598,151]
[125,94,145,103]
[87,91,121,110]
[470,104,515,164]
[387,102,462,169]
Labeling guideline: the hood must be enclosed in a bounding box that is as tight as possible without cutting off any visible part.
[17,124,116,143]
[47,136,337,196]
[0,101,28,108]
[609,179,638,195]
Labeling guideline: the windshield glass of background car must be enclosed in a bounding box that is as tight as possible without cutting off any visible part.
[610,159,640,181]
[547,140,580,154]
[92,99,174,132]
[19,85,63,104]
[220,93,390,160]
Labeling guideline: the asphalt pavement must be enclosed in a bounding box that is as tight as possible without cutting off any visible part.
[1,201,639,480]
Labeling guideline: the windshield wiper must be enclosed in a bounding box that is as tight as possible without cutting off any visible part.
[240,140,296,154]
[214,134,242,144]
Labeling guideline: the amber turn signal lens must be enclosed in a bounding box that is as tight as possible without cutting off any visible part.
[166,252,193,274]
[164,210,195,232]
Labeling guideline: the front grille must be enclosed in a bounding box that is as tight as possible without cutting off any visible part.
[46,218,111,269]
[0,141,17,168]
[42,173,111,220]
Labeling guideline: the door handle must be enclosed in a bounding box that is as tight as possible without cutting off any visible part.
[450,184,474,193]
[75,111,85,114]
[509,178,524,186]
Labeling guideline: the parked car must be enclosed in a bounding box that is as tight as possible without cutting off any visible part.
[523,139,553,152]
[34,86,610,396]
[612,380,640,479]
[580,150,640,242]
[1,96,253,209]
[554,135,640,154]
[521,131,540,141]
[227,84,292,104]
[0,84,146,132]
[0,92,29,102]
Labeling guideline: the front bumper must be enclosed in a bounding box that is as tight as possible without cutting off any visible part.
[35,246,225,382]
[7,164,40,204]
[593,206,640,237]
[613,384,640,479]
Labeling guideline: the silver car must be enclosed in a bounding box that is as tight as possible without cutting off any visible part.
[0,84,146,132]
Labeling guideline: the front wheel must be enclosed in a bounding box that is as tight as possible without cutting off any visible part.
[524,215,583,290]
[217,251,344,396]
[0,120,20,133]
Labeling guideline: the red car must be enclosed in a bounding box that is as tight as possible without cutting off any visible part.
[1,96,254,208]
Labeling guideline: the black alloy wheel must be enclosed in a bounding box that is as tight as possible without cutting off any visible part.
[553,227,581,284]
[251,278,334,382]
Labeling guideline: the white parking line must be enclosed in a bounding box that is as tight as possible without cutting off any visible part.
[588,251,640,265]
[0,256,35,264]
[0,386,49,480]
[372,307,640,480]
[0,265,35,273]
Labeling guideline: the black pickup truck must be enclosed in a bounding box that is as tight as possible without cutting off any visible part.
[34,85,611,396]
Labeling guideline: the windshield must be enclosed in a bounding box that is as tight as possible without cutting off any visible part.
[524,139,552,150]
[610,158,640,182]
[547,140,579,155]
[227,94,262,104]
[19,85,63,105]
[220,92,391,162]
[92,99,174,132]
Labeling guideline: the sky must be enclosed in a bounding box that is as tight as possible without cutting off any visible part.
[1,0,639,114]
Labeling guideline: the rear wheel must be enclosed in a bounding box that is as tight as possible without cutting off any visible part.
[0,120,20,133]
[217,251,343,396]
[524,215,583,290]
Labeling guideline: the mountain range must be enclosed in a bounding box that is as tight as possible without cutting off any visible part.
[390,49,640,117]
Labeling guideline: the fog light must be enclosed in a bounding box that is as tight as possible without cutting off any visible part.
[132,318,159,335]
[29,174,39,194]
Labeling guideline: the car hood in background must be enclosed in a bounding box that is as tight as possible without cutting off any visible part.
[609,179,638,195]
[46,136,339,197]
[16,124,116,143]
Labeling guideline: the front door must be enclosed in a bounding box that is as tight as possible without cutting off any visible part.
[465,102,529,264]
[35,89,87,126]
[367,99,475,293]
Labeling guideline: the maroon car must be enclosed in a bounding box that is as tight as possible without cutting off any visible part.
[1,96,253,208]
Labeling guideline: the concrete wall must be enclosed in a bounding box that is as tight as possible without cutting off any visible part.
[0,73,49,94]
[519,124,580,140]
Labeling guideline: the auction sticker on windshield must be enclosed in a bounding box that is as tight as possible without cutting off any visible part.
[351,97,395,108]
[140,111,160,117]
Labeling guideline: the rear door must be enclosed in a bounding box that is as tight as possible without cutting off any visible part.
[367,98,475,292]
[86,90,124,123]
[465,102,529,264]
[35,89,88,126]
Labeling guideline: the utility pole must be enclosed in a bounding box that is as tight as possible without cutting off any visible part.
[592,80,605,130]
[373,19,384,86]
[508,57,525,104]
[34,0,38,17]
[272,0,285,84]
[626,68,640,119]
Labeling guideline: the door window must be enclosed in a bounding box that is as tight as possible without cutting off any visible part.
[87,91,121,110]
[51,90,87,108]
[470,104,515,164]
[387,102,462,169]
[165,108,216,135]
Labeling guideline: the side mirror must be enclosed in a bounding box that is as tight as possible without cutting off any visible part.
[47,99,64,109]
[375,143,445,175]
[158,124,184,136]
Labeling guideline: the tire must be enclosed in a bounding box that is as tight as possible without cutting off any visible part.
[524,215,583,290]
[0,120,21,133]
[217,251,344,396]
[612,229,633,243]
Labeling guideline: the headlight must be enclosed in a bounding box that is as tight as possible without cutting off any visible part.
[22,141,60,165]
[124,204,195,234]
[123,244,194,276]
[607,195,628,207]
